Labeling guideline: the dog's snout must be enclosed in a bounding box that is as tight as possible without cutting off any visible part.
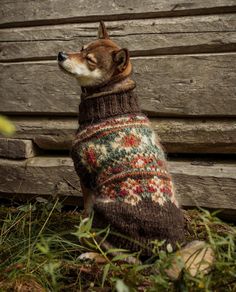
[58,52,68,62]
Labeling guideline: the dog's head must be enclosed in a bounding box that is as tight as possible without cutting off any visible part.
[58,21,132,87]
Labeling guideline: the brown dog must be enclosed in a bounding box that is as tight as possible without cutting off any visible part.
[58,21,185,254]
[58,22,213,271]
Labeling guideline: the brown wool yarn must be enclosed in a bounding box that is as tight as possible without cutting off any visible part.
[79,90,140,126]
[93,199,186,256]
[72,85,186,256]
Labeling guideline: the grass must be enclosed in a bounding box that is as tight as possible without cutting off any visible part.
[0,199,235,292]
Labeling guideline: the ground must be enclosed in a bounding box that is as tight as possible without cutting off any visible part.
[0,199,235,292]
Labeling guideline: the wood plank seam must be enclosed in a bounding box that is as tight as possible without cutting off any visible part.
[4,117,235,154]
[2,51,236,64]
[1,54,235,117]
[1,6,236,29]
[0,157,235,215]
[1,44,236,63]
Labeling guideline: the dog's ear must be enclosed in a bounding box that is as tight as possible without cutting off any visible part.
[98,21,109,39]
[113,48,130,72]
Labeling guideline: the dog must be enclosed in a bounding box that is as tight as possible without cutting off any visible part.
[58,22,213,272]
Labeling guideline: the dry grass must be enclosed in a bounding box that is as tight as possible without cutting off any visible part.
[0,200,235,291]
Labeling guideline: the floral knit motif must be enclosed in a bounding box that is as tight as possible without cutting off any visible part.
[72,114,178,207]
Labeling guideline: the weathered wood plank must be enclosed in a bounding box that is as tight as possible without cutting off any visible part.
[1,0,235,28]
[1,15,236,61]
[7,117,236,154]
[10,117,77,151]
[0,138,36,159]
[0,157,79,197]
[152,119,236,153]
[1,54,236,116]
[0,157,235,214]
[137,54,236,117]
[170,160,236,210]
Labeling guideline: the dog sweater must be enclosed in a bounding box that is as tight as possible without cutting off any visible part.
[72,90,185,256]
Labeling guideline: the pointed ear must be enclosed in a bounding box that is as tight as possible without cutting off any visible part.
[113,48,130,72]
[98,21,109,39]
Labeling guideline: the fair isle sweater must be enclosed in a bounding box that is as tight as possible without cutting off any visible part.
[71,90,185,256]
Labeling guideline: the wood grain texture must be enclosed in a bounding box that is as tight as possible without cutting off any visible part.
[1,14,236,61]
[1,54,236,116]
[0,138,36,159]
[0,157,235,213]
[0,157,79,197]
[8,117,236,153]
[152,119,236,153]
[1,1,236,27]
[10,117,77,151]
[170,160,236,210]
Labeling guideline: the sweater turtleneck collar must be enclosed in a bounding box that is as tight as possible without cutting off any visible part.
[78,79,141,127]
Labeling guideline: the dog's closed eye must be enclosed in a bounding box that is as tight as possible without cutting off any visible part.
[86,54,97,65]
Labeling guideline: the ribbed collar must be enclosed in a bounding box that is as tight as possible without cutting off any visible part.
[78,80,141,127]
[79,89,141,127]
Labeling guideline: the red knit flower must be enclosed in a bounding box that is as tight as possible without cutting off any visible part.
[147,186,157,193]
[120,189,129,197]
[157,160,163,167]
[134,185,143,194]
[86,147,97,167]
[160,186,172,196]
[122,134,141,147]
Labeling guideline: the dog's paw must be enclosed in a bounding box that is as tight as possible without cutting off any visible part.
[78,252,107,264]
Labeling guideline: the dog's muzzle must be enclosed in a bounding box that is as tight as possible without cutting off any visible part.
[58,51,68,62]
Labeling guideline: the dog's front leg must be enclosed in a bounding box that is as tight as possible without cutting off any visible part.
[80,180,95,218]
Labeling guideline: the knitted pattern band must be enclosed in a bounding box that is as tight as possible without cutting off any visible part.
[72,114,186,256]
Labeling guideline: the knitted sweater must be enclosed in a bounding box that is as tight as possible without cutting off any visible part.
[72,90,185,256]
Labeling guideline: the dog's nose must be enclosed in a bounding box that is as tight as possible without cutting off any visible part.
[58,51,68,62]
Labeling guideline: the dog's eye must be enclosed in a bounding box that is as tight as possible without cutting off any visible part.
[81,46,84,52]
[86,54,97,65]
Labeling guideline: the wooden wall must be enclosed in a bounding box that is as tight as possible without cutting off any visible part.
[0,1,236,218]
